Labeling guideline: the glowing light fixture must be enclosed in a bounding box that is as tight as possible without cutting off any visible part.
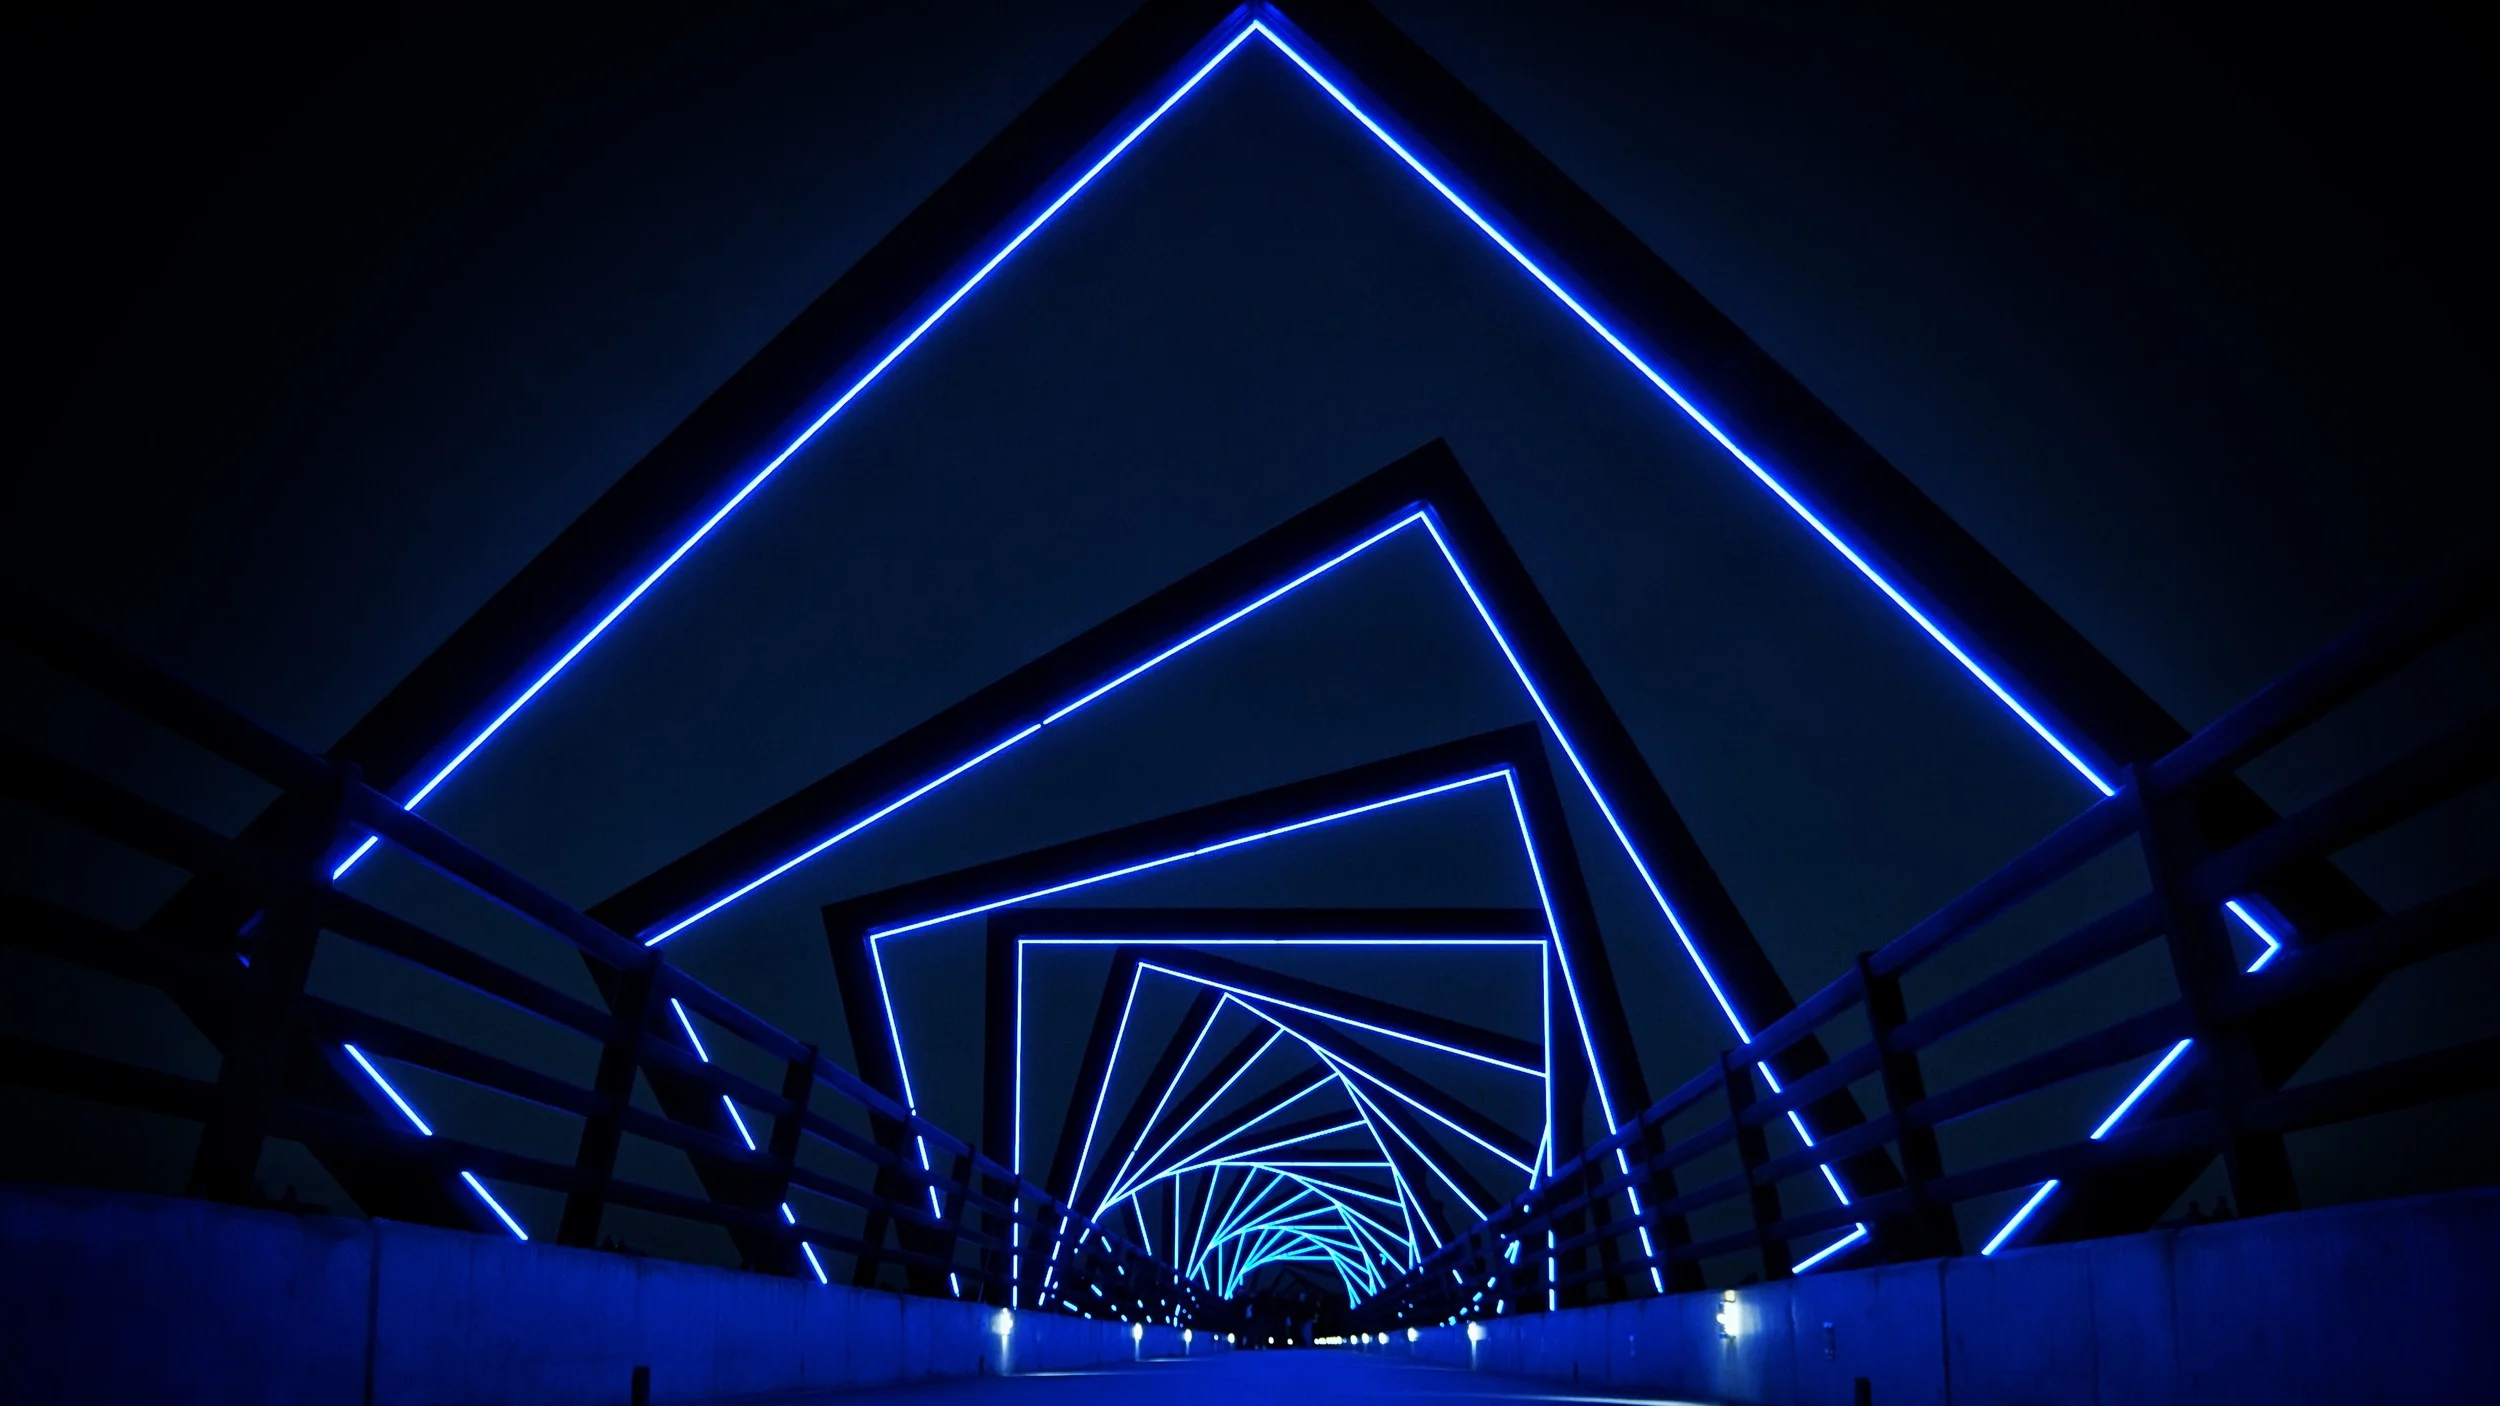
[313,1,2295,1267]
[1980,1179,2063,1257]
[342,1044,526,1240]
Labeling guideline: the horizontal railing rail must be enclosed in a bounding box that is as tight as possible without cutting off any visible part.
[0,590,1202,1323]
[1353,548,2497,1326]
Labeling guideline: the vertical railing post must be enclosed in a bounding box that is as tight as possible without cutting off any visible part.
[189,763,355,1203]
[758,1043,818,1276]
[558,957,658,1247]
[1857,953,1962,1258]
[1720,1049,1790,1280]
[1632,1107,1705,1293]
[2132,766,2301,1216]
[1577,1147,1624,1303]
[933,1148,977,1292]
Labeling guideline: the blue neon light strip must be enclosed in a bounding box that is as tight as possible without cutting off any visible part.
[961,765,1759,1294]
[316,1,2290,1268]
[987,807,1563,1260]
[1240,16,2117,797]
[1788,1222,1869,1274]
[1077,981,1473,1290]
[330,20,1269,885]
[1062,939,1547,1232]
[871,769,1508,941]
[1112,977,1544,1222]
[659,1000,827,1265]
[2090,1039,2193,1141]
[1978,912,2284,1254]
[1981,1180,2063,1257]
[342,1044,526,1239]
[1133,960,1546,1078]
[460,1172,531,1241]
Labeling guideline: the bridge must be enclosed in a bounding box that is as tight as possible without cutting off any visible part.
[5,2,2494,1404]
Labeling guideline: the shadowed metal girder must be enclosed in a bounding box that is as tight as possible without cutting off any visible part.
[1011,939,1556,1300]
[123,0,2381,1249]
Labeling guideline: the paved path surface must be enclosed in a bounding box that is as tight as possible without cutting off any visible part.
[750,1351,1712,1405]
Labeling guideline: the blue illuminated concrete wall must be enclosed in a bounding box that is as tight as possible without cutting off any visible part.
[0,1183,1213,1405]
[1365,1188,2497,1405]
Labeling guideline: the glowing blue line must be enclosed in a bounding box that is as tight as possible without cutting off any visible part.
[1024,937,1546,947]
[1201,987,1542,1203]
[668,996,765,1157]
[644,724,1042,945]
[1153,1108,1360,1186]
[331,834,380,881]
[330,24,1267,883]
[460,1172,530,1241]
[801,1241,830,1284]
[328,0,2266,1273]
[356,6,2177,1037]
[724,1097,759,1152]
[1981,1179,2061,1256]
[1262,1166,1405,1212]
[2091,1039,2194,1140]
[1329,1053,1427,1259]
[1975,901,2285,1247]
[344,1045,529,1240]
[1137,961,1544,1077]
[1099,993,1231,1210]
[1127,1031,1282,1197]
[1790,1223,1868,1274]
[1498,770,1664,1292]
[2228,900,2285,970]
[1046,512,1428,725]
[863,937,949,1220]
[1246,18,2115,798]
[1194,1174,1298,1280]
[1324,1046,1537,1177]
[668,998,711,1062]
[1752,1063,1851,1205]
[867,769,1509,939]
[1067,965,1149,1206]
[1320,1047,1486,1223]
[345,1044,434,1137]
[1026,933,1552,1245]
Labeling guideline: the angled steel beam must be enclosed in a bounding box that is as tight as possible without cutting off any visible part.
[1134,946,1543,1074]
[312,0,1246,804]
[986,906,1546,1278]
[1131,954,1542,1172]
[122,0,2382,1250]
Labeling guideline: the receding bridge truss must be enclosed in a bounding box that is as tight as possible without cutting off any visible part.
[3,0,2493,1332]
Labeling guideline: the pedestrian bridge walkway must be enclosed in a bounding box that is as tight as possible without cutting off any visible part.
[8,1180,2490,1405]
[762,1354,1676,1406]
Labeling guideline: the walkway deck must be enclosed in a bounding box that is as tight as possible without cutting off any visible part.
[759,1352,1705,1406]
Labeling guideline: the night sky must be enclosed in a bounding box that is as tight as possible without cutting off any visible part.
[8,2,2491,1265]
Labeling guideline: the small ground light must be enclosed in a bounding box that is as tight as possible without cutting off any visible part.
[1407,1328,1419,1343]
[1716,1291,1740,1340]
[1466,1323,1486,1344]
[1131,1324,1144,1342]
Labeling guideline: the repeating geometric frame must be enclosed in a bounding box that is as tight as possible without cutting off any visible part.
[203,0,2348,1263]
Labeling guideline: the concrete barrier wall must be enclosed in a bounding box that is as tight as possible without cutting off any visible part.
[0,1183,1219,1405]
[1359,1188,2497,1405]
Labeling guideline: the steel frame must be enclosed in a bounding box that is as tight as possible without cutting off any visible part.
[118,0,2385,1248]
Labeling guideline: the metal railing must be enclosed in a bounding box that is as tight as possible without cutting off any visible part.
[1354,550,2497,1326]
[0,590,1202,1323]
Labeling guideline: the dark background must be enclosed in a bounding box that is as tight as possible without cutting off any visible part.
[6,0,2491,1265]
